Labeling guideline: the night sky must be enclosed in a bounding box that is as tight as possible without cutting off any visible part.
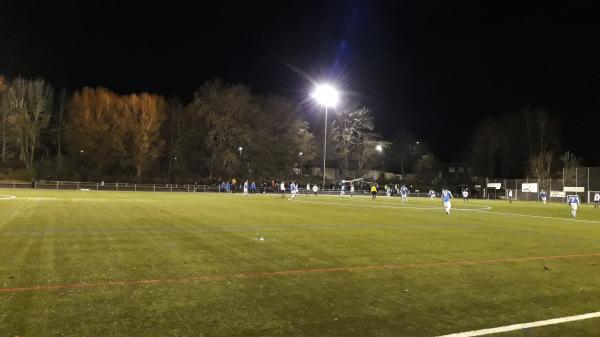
[1,0,599,163]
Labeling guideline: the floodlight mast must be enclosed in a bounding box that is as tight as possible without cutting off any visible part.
[311,84,339,189]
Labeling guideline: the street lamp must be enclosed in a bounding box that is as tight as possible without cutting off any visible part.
[375,144,383,153]
[311,83,339,188]
[238,146,243,156]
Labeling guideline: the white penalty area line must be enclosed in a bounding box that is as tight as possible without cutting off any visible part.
[437,311,600,337]
[0,195,16,200]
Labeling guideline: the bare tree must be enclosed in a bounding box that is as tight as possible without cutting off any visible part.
[4,78,53,170]
[560,151,582,185]
[330,103,387,177]
[529,150,553,190]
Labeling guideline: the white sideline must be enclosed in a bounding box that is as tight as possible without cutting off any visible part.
[437,311,600,337]
[0,195,16,200]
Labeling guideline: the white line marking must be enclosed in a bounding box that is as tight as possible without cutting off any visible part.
[481,210,600,224]
[295,199,600,224]
[437,311,600,336]
[294,199,491,212]
[0,195,16,200]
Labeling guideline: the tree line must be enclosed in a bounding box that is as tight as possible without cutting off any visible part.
[0,75,411,183]
[0,73,579,186]
[466,105,584,184]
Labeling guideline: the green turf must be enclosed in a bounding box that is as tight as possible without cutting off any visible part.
[1,189,600,337]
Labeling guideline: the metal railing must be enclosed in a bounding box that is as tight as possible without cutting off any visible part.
[0,180,443,198]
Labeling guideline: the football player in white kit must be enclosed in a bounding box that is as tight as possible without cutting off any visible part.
[400,185,409,203]
[568,195,580,218]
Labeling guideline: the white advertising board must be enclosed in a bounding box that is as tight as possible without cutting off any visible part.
[563,186,585,193]
[550,191,566,198]
[521,183,538,193]
[487,183,501,189]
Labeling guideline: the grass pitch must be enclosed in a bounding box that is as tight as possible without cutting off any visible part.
[1,189,600,336]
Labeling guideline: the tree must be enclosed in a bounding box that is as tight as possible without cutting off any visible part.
[356,137,390,175]
[248,96,316,178]
[330,104,374,176]
[121,93,166,177]
[414,153,441,187]
[55,88,68,168]
[388,132,422,175]
[163,98,186,179]
[329,103,386,177]
[66,87,126,174]
[560,151,583,185]
[4,78,53,170]
[0,74,8,163]
[190,80,254,178]
[529,150,553,189]
[468,106,560,178]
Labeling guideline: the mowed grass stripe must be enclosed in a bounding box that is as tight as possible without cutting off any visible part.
[2,251,600,293]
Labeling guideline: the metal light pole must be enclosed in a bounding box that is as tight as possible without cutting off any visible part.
[323,106,328,188]
[311,84,339,189]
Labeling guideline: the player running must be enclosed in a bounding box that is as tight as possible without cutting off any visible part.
[539,190,548,204]
[243,180,249,195]
[400,185,409,203]
[350,183,355,197]
[312,184,319,197]
[371,184,378,200]
[280,181,286,198]
[339,184,346,197]
[462,189,469,202]
[594,192,600,209]
[568,195,580,218]
[442,188,453,215]
[508,189,513,204]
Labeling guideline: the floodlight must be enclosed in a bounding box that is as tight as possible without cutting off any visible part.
[311,84,339,108]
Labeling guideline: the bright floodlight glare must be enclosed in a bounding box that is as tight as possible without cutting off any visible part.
[238,146,243,151]
[375,144,383,152]
[311,84,339,108]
